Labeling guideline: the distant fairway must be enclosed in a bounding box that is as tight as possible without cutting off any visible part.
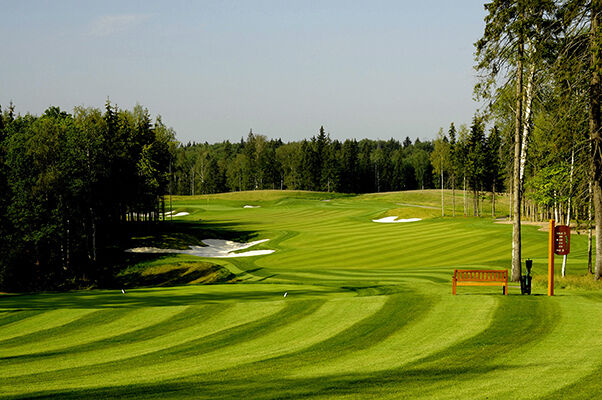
[1,190,601,399]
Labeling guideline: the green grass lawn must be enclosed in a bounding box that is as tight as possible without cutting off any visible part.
[1,189,601,399]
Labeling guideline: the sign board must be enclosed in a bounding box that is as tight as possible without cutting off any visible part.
[554,225,570,255]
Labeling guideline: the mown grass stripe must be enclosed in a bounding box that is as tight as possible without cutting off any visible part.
[539,367,602,400]
[0,300,318,389]
[0,308,137,349]
[0,190,599,400]
[474,295,602,400]
[0,307,178,360]
[299,290,497,377]
[408,296,558,370]
[0,305,222,366]
[176,287,430,384]
[0,301,281,380]
[0,309,98,343]
[0,310,45,328]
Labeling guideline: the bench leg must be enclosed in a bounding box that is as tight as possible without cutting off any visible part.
[452,278,456,295]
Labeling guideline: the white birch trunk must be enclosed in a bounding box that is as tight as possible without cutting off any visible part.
[519,61,535,184]
[463,175,466,216]
[511,39,524,282]
[452,176,456,217]
[512,51,535,282]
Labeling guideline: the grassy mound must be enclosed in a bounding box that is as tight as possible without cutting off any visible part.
[117,258,236,287]
[1,190,600,399]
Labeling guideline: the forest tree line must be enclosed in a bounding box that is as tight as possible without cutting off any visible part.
[171,122,507,216]
[173,127,436,195]
[0,101,176,291]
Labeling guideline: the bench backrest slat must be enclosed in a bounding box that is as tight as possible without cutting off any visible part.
[454,269,507,282]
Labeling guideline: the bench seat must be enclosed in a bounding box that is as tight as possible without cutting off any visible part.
[452,269,508,295]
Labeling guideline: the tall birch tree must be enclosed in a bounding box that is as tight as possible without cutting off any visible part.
[589,0,602,280]
[476,0,555,281]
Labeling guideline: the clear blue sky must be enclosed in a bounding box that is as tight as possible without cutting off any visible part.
[1,0,486,144]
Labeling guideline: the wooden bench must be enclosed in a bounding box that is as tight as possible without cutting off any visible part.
[452,269,508,295]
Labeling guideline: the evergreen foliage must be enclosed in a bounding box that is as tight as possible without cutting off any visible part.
[0,103,176,291]
[170,130,436,195]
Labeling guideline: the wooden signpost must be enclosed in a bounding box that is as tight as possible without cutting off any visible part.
[548,220,571,296]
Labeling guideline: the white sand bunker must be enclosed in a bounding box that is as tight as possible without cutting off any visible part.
[372,216,422,223]
[126,239,274,258]
[165,211,189,217]
[243,205,260,208]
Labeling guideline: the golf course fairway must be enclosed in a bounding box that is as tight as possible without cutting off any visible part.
[1,190,601,399]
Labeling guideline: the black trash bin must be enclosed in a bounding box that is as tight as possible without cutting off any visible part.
[520,259,532,295]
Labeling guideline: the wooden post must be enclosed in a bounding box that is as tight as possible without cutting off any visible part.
[548,219,555,296]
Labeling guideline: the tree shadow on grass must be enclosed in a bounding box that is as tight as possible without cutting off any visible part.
[6,363,519,400]
[125,219,259,249]
[116,261,237,288]
[100,220,262,289]
[0,285,351,310]
[2,288,563,399]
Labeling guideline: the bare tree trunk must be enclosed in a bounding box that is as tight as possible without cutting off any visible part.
[591,2,602,280]
[480,185,483,217]
[594,183,602,280]
[169,162,173,222]
[532,203,536,222]
[452,175,456,217]
[492,183,496,218]
[66,218,70,270]
[554,191,559,222]
[589,181,593,274]
[191,168,195,196]
[512,38,524,282]
[463,175,467,216]
[375,163,380,193]
[90,208,96,262]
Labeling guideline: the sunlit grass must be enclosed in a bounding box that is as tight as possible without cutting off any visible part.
[0,189,600,399]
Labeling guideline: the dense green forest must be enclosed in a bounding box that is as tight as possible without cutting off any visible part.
[0,102,176,291]
[171,122,506,212]
[174,127,438,195]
